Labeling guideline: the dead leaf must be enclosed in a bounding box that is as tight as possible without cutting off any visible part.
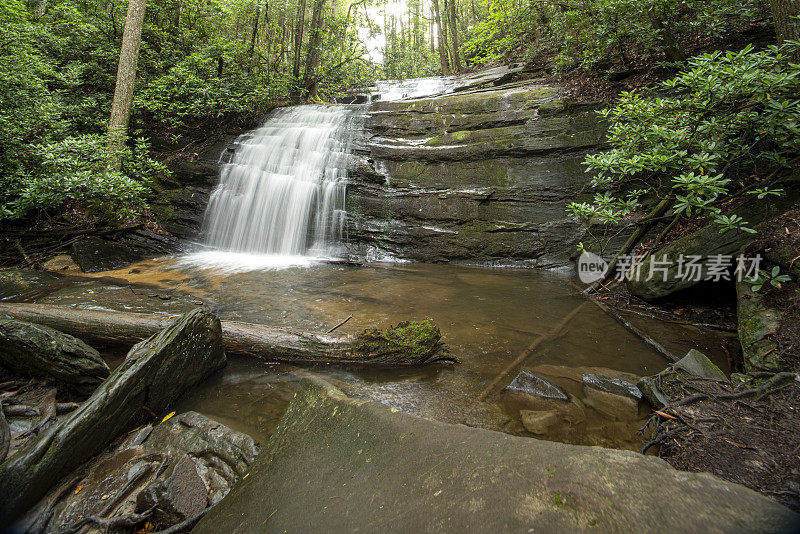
[74,484,84,495]
[654,410,677,420]
[160,411,176,424]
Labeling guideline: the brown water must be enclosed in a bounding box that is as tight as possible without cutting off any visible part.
[23,258,728,451]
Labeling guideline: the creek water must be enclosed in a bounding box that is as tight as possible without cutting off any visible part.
[12,82,732,451]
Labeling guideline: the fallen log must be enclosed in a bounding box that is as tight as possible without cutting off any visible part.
[0,303,455,366]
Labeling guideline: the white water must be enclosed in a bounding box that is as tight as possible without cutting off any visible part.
[375,76,457,101]
[192,105,355,269]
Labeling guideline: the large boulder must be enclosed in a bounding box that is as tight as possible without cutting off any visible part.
[194,378,798,533]
[16,411,260,532]
[0,314,110,395]
[0,308,226,522]
[627,183,800,300]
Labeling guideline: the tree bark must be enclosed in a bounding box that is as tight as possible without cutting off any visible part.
[445,0,461,72]
[0,304,455,366]
[292,0,307,84]
[432,0,450,75]
[302,0,325,99]
[107,0,147,171]
[770,0,800,59]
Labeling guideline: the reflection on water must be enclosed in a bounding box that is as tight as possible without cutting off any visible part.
[33,259,683,450]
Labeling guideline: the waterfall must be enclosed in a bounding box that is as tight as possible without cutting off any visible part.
[197,105,354,266]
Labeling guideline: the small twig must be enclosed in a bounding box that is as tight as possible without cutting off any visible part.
[326,315,353,334]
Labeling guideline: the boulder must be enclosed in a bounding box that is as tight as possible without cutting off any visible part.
[627,181,800,300]
[673,349,729,382]
[504,370,569,403]
[736,280,781,373]
[0,308,226,522]
[16,411,259,532]
[581,373,641,419]
[0,314,110,395]
[194,378,798,533]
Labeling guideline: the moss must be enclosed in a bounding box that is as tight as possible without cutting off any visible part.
[550,492,566,508]
[354,319,446,364]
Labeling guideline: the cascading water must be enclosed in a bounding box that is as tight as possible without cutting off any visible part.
[186,105,356,269]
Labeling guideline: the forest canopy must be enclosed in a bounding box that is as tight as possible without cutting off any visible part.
[0,0,797,224]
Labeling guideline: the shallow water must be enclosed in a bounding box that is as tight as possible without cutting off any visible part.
[20,258,699,450]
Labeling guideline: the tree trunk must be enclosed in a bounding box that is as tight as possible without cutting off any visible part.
[292,0,307,84]
[302,0,325,99]
[249,3,260,58]
[432,0,450,75]
[445,0,461,72]
[107,0,147,171]
[0,304,455,366]
[770,0,800,59]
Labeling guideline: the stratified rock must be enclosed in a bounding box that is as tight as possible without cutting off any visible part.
[0,314,109,395]
[71,232,181,273]
[0,268,67,301]
[194,378,798,533]
[736,280,781,373]
[0,309,226,522]
[504,370,569,402]
[674,349,729,382]
[582,373,641,419]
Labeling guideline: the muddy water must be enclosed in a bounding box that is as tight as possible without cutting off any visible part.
[22,259,716,450]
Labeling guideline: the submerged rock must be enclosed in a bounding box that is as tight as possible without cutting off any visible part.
[504,370,569,402]
[0,314,109,395]
[194,377,798,532]
[0,308,226,522]
[737,280,781,373]
[520,410,558,435]
[582,373,642,419]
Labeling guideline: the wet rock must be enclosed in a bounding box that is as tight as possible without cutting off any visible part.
[17,411,259,532]
[0,308,226,522]
[674,349,729,382]
[637,376,672,409]
[40,254,80,272]
[627,183,800,300]
[345,81,609,268]
[0,314,110,395]
[520,410,558,434]
[136,453,208,526]
[71,231,181,273]
[504,370,569,403]
[582,373,641,419]
[736,280,782,373]
[194,377,798,533]
[0,268,67,301]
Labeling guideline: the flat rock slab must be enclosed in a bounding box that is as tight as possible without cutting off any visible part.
[504,370,568,401]
[195,378,798,533]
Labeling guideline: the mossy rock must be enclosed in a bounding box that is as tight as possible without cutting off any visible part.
[736,280,781,373]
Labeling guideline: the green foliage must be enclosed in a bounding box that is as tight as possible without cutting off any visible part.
[750,265,792,292]
[567,43,800,234]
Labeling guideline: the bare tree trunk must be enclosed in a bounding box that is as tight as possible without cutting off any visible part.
[249,3,260,57]
[770,0,800,59]
[432,0,450,75]
[445,0,461,72]
[107,0,147,171]
[292,0,307,85]
[302,0,325,99]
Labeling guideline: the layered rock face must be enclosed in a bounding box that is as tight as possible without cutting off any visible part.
[344,80,607,267]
